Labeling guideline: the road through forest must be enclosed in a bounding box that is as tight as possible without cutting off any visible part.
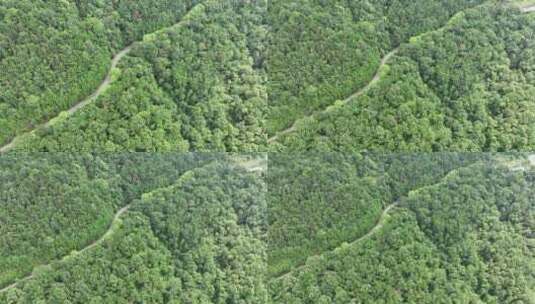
[268,2,533,144]
[272,201,399,281]
[0,46,132,154]
[267,48,398,144]
[270,153,534,282]
[0,157,262,293]
[0,4,202,153]
[0,205,131,294]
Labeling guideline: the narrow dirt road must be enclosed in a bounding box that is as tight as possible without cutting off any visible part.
[0,273,32,295]
[72,205,130,256]
[272,201,399,281]
[0,3,202,154]
[267,48,398,144]
[267,2,499,145]
[0,161,206,294]
[521,5,535,12]
[0,205,131,294]
[66,46,133,117]
[0,46,132,154]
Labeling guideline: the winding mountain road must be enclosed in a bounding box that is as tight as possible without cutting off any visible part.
[273,202,399,281]
[0,46,132,154]
[0,3,202,154]
[73,205,131,256]
[67,46,133,116]
[0,4,203,286]
[0,205,131,294]
[270,161,473,282]
[267,48,399,144]
[268,1,529,144]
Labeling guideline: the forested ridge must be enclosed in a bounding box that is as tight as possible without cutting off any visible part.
[0,154,217,290]
[269,154,535,303]
[0,0,200,148]
[2,0,535,302]
[0,154,268,303]
[1,153,533,303]
[267,153,483,278]
[5,0,267,152]
[267,0,485,136]
[0,154,122,289]
[2,0,535,152]
[271,2,535,152]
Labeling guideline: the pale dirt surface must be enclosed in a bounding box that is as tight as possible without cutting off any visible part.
[0,138,14,153]
[236,156,268,172]
[529,154,535,165]
[521,5,535,12]
[505,154,535,171]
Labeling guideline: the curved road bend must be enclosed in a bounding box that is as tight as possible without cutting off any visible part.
[0,46,132,154]
[267,48,398,144]
[268,2,506,145]
[0,3,203,154]
[0,162,206,294]
[273,202,399,281]
[0,205,131,294]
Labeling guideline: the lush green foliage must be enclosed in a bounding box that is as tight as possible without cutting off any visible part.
[0,154,122,288]
[269,156,535,303]
[2,153,533,303]
[3,1,535,153]
[267,0,484,135]
[268,154,388,278]
[267,153,481,278]
[272,4,535,151]
[0,0,198,146]
[136,162,267,303]
[14,0,267,152]
[2,0,535,301]
[0,153,217,290]
[0,155,267,303]
[2,212,182,304]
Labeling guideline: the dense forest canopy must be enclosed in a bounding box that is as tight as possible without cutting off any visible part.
[1,0,535,302]
[269,153,535,303]
[1,152,533,303]
[267,153,483,278]
[266,0,485,135]
[0,0,199,147]
[267,154,388,278]
[0,154,122,288]
[2,1,535,152]
[0,153,217,290]
[0,153,267,303]
[6,0,267,152]
[271,2,535,152]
